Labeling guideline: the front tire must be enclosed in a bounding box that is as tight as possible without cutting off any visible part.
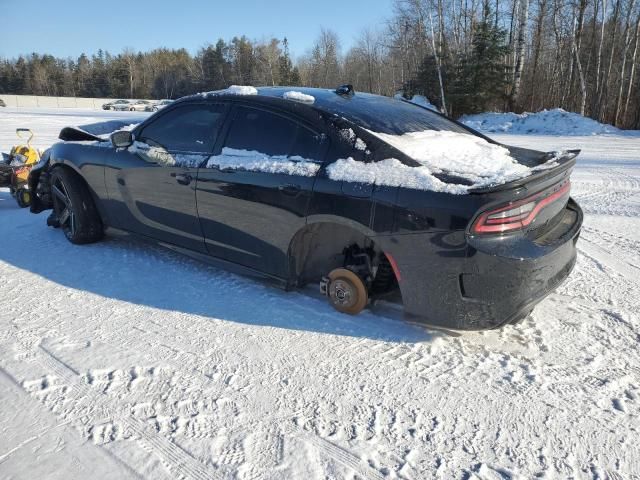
[327,268,368,315]
[50,168,103,244]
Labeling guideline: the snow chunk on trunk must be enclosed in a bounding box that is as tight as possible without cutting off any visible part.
[367,129,532,187]
[283,91,315,104]
[206,147,320,176]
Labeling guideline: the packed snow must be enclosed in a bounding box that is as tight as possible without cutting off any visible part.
[461,108,640,136]
[327,157,469,194]
[126,141,207,168]
[206,147,320,176]
[283,91,315,104]
[359,129,549,192]
[1,107,640,479]
[339,128,368,151]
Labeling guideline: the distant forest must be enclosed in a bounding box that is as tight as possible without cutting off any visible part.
[1,0,639,128]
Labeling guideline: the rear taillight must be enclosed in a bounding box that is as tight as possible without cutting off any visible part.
[471,181,571,234]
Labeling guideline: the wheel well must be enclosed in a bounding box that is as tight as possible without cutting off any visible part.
[49,164,104,222]
[288,222,399,298]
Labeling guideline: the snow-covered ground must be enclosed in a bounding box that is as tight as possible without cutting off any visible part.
[1,108,639,479]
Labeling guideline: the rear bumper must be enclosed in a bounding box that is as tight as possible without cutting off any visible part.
[386,199,582,330]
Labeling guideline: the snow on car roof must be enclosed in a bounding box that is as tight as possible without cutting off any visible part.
[283,91,315,104]
[199,85,259,97]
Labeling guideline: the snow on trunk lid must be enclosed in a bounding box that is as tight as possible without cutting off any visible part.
[325,129,565,194]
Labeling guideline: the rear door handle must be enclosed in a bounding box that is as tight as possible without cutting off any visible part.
[278,184,301,196]
[172,173,192,185]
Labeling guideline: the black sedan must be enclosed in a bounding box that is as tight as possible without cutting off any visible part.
[28,86,582,330]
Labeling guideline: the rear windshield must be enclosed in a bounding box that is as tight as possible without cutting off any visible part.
[320,93,472,135]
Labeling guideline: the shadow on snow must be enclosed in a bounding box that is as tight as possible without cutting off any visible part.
[0,190,435,343]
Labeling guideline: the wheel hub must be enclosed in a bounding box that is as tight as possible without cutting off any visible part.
[331,279,355,307]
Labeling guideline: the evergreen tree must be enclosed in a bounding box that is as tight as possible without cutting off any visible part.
[449,4,510,115]
[278,38,295,85]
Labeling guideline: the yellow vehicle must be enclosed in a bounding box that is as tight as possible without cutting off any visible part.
[0,129,41,208]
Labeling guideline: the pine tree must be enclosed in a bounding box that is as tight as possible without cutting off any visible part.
[450,4,510,115]
[278,38,295,85]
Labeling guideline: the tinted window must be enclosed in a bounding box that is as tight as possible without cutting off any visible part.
[138,103,226,153]
[315,92,471,135]
[224,106,323,161]
[290,126,323,160]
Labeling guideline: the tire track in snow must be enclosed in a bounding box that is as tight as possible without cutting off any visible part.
[581,226,640,265]
[578,237,640,282]
[35,343,224,480]
[1,316,223,480]
[294,431,386,480]
[9,308,390,480]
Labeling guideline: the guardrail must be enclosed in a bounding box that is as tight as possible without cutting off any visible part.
[0,94,153,109]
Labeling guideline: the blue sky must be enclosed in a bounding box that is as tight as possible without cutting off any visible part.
[0,0,392,60]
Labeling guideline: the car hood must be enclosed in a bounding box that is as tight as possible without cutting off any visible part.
[58,120,143,142]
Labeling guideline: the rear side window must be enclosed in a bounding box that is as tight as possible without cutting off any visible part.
[224,106,323,161]
[318,93,471,135]
[138,103,226,153]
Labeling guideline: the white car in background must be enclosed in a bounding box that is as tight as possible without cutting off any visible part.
[114,100,152,112]
[146,99,174,112]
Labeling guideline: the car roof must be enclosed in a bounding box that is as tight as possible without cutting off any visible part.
[174,86,465,135]
[177,86,392,113]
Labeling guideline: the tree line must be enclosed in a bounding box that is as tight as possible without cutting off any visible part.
[1,0,639,128]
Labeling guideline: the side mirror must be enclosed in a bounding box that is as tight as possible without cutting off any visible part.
[111,130,133,149]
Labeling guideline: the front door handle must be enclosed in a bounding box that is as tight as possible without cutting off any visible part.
[172,173,192,185]
[278,184,301,196]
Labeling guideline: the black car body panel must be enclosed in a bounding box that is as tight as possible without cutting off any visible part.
[28,86,583,330]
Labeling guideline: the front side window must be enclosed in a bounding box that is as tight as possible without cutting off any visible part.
[138,103,227,153]
[224,106,323,160]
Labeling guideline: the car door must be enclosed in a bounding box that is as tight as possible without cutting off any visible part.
[196,104,328,278]
[103,102,228,253]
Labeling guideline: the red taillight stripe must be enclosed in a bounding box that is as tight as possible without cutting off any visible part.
[473,181,571,234]
[384,252,402,283]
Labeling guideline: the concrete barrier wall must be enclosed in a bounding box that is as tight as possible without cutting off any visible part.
[0,94,150,110]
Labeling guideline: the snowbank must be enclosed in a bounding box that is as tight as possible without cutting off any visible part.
[283,91,315,104]
[206,147,320,176]
[461,108,639,136]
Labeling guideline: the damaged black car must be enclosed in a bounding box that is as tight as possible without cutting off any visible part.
[28,86,583,330]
